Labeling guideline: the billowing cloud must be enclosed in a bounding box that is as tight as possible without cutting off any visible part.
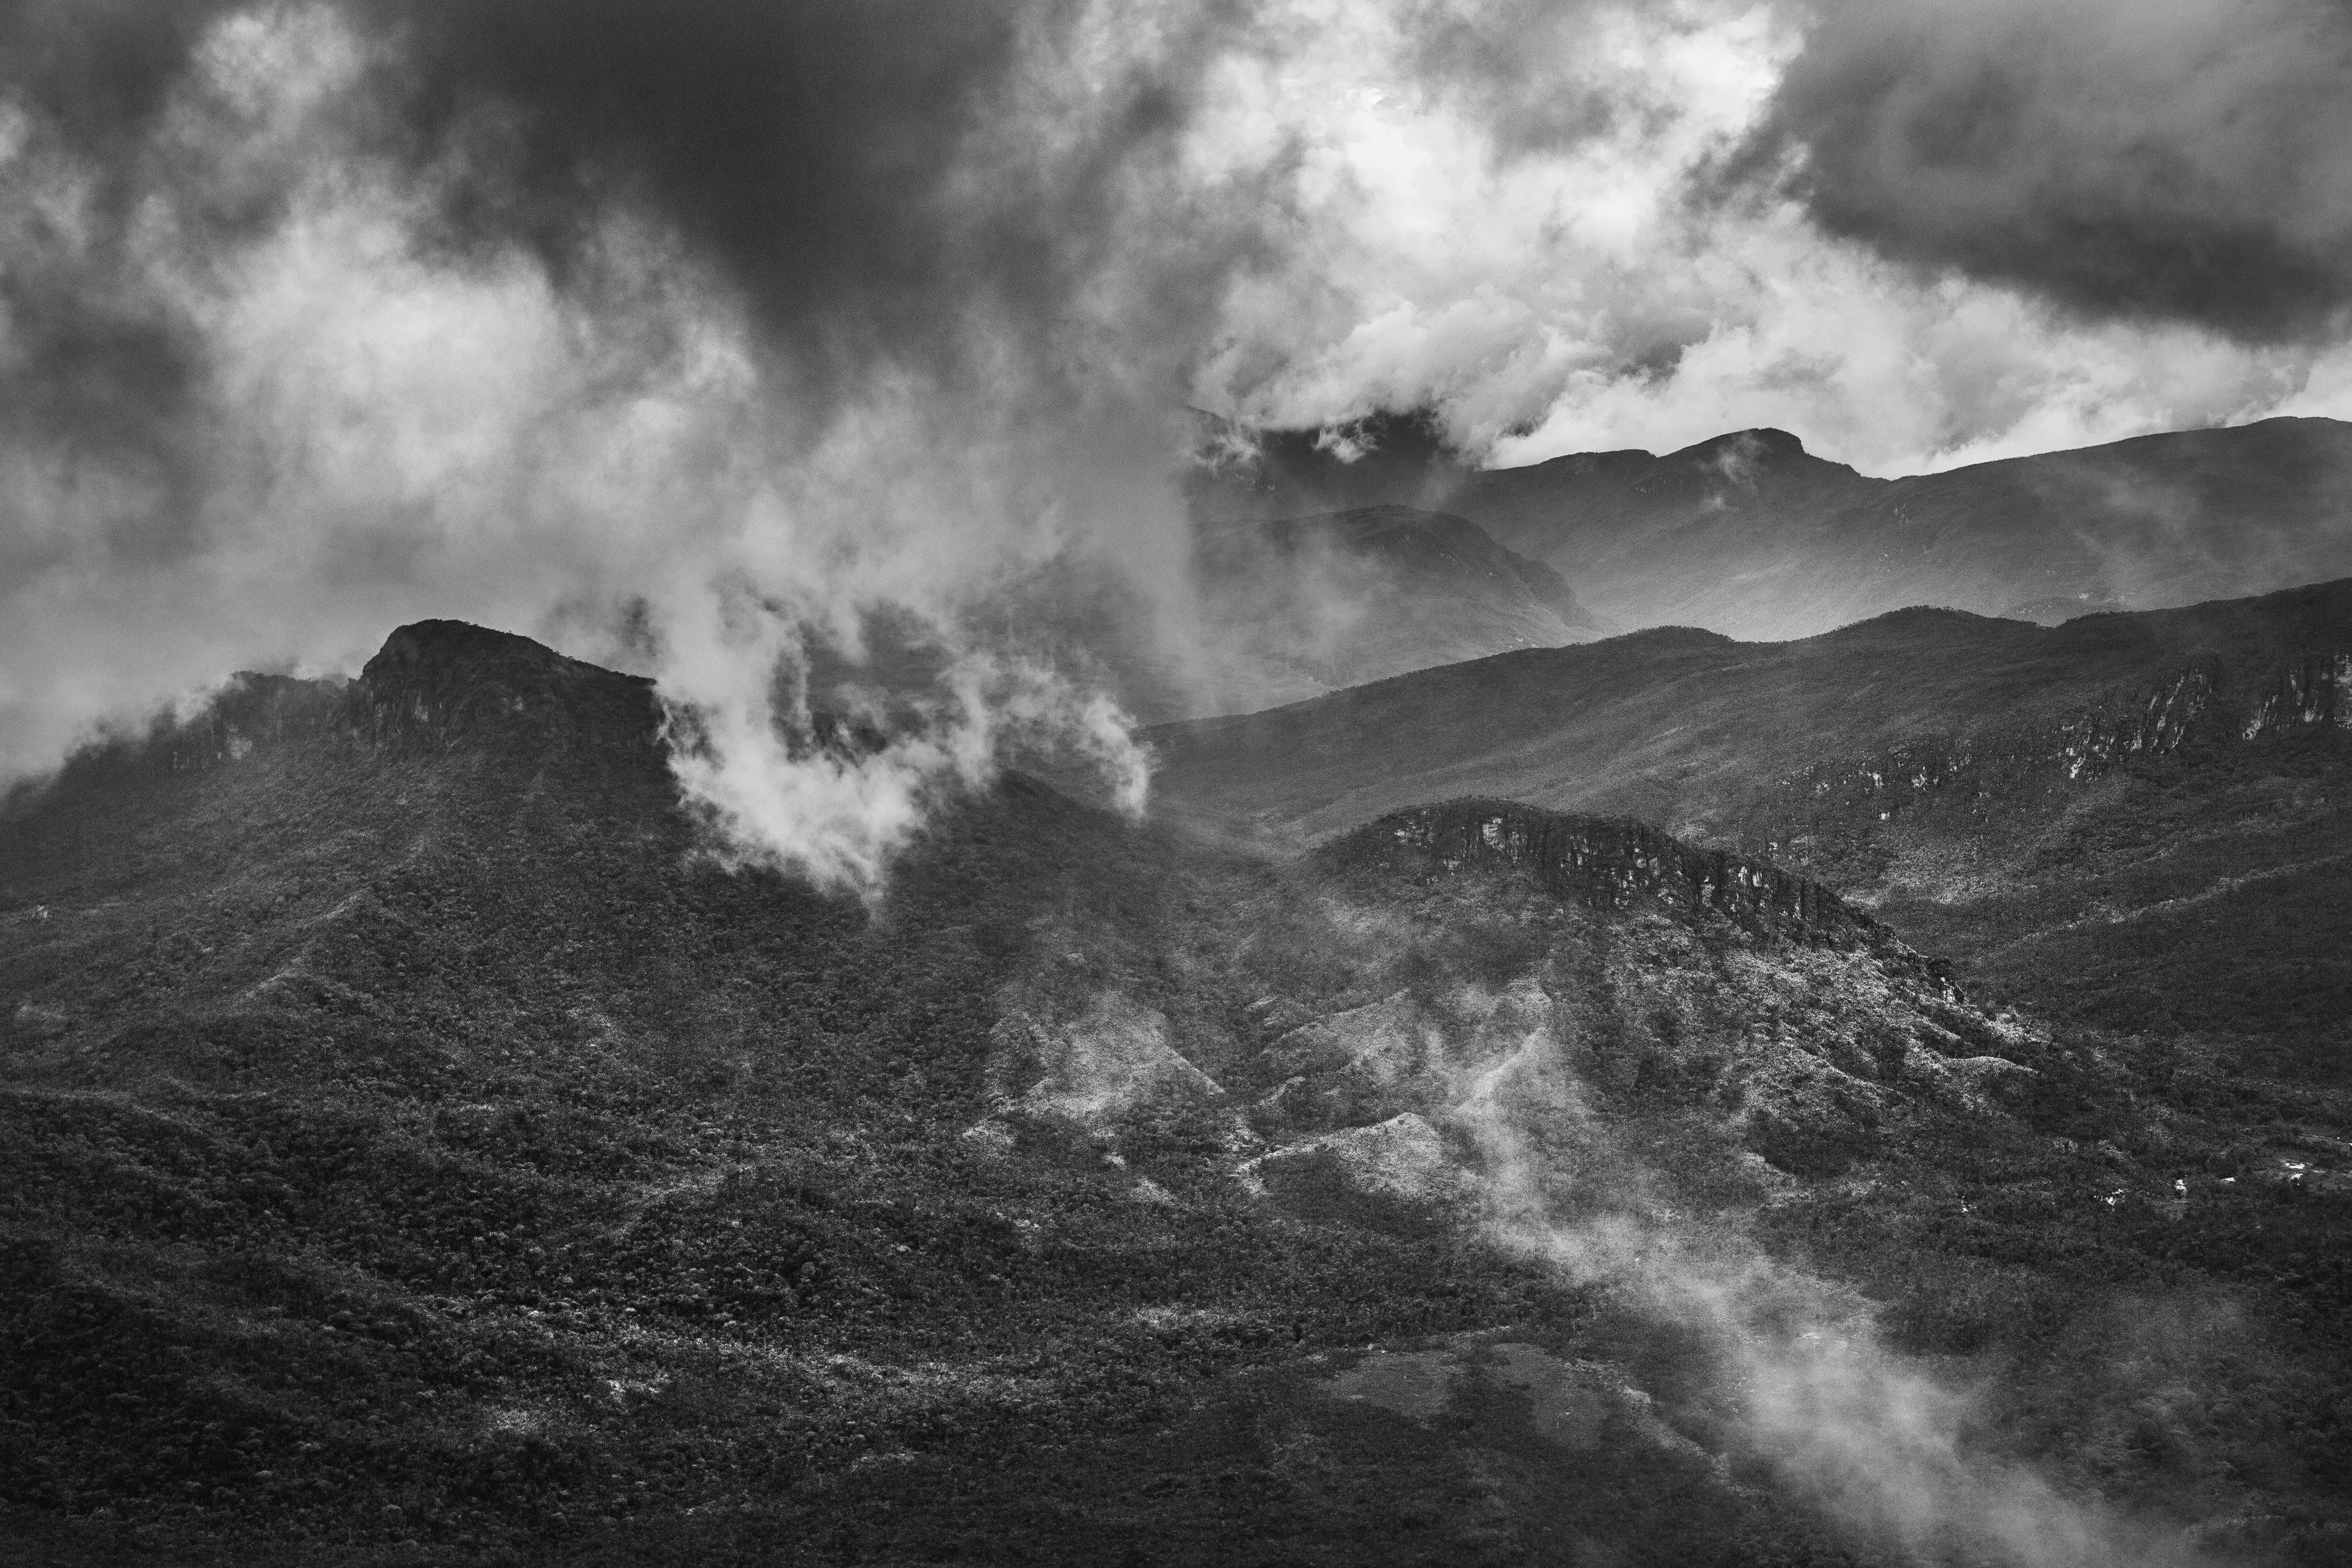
[1740,0,2352,343]
[0,0,1237,886]
[1186,0,2352,473]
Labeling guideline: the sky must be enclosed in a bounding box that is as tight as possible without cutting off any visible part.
[5,0,2352,878]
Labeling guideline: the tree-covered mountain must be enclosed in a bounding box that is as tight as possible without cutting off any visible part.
[1154,580,2352,1090]
[2,619,2346,1566]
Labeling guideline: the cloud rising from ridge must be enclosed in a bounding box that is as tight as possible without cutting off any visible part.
[0,0,1242,886]
[5,0,2352,882]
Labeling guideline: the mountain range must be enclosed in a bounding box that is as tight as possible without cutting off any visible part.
[1191,414,2352,642]
[5,593,2350,1565]
[823,416,2352,735]
[1154,580,2352,1082]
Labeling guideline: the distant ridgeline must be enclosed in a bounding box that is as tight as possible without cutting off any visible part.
[1194,412,2352,641]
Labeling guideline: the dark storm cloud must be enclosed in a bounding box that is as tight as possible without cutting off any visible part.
[1735,0,2352,343]
[347,0,1244,393]
[1397,0,1635,159]
[0,0,235,153]
[0,1,238,566]
[0,0,1253,406]
[0,0,1279,854]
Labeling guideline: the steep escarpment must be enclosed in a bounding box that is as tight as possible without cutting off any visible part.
[2241,649,2352,738]
[0,623,678,929]
[1155,583,2352,845]
[1320,800,1883,951]
[1737,654,2224,848]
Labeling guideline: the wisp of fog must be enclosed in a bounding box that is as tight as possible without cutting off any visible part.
[1446,996,2209,1568]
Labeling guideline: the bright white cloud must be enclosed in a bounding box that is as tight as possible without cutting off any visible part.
[1186,0,2349,477]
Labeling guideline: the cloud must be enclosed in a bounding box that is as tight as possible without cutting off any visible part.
[7,0,2352,883]
[1181,0,2352,476]
[1739,0,2352,343]
[663,631,1152,895]
[1447,1002,2209,1568]
[0,0,1235,887]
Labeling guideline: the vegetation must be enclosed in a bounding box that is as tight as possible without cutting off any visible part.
[4,621,2348,1565]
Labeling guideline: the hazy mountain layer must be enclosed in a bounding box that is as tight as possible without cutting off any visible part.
[742,505,1605,728]
[1194,415,2352,641]
[1182,505,1607,715]
[5,622,2345,1564]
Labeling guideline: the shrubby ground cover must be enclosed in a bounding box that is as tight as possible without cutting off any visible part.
[1,625,2346,1565]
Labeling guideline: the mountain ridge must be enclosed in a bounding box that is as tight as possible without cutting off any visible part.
[1179,502,1608,716]
[1153,576,2352,1079]
[5,598,2350,1564]
[1192,414,2352,641]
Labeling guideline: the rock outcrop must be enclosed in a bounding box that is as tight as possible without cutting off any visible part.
[1320,799,1885,951]
[353,621,661,756]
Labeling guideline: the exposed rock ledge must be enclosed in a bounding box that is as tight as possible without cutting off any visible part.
[1318,798,1887,950]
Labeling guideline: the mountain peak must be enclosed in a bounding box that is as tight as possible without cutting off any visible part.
[356,620,655,753]
[1681,426,1806,457]
[365,619,587,680]
[1660,427,1816,471]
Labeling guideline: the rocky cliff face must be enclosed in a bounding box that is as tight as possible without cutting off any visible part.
[1735,629,2352,868]
[353,621,659,755]
[2242,650,2352,738]
[1747,655,2224,838]
[1323,800,1886,953]
[152,672,349,775]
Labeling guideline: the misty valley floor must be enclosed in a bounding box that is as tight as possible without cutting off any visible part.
[3,624,2351,1567]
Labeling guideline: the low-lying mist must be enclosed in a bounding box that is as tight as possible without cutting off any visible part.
[1127,846,2277,1567]
[1452,1016,2210,1567]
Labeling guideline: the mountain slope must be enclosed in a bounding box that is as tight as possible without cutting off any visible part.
[1195,415,2352,640]
[1184,505,1607,714]
[7,621,2345,1563]
[1152,580,2352,1077]
[753,505,1605,727]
